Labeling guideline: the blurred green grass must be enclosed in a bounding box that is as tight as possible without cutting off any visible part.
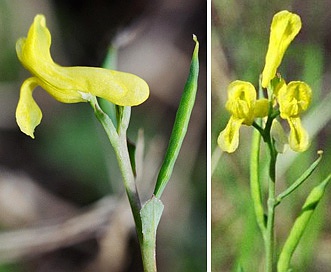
[212,1,331,271]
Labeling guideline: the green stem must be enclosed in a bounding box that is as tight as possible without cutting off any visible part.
[264,111,278,272]
[115,132,142,236]
[265,149,277,272]
[89,97,155,269]
[115,112,158,272]
[141,236,157,272]
[253,113,277,271]
[253,100,279,271]
[90,98,142,233]
[275,151,323,206]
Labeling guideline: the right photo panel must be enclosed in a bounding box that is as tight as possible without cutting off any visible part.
[212,1,331,271]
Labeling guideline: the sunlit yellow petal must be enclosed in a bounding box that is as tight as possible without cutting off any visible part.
[217,116,244,153]
[59,67,150,106]
[287,117,310,152]
[15,77,42,138]
[278,81,312,119]
[16,14,149,106]
[16,15,53,75]
[261,11,301,88]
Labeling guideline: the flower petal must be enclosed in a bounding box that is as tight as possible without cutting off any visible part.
[278,81,312,119]
[16,15,53,76]
[226,80,257,125]
[15,77,42,138]
[261,10,301,88]
[61,67,150,106]
[16,14,149,106]
[217,116,244,153]
[287,117,310,152]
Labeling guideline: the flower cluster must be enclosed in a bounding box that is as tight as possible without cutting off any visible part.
[218,10,311,153]
[15,14,149,138]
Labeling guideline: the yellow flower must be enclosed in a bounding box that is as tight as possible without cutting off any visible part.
[218,81,268,153]
[276,81,312,152]
[261,10,301,88]
[16,14,149,138]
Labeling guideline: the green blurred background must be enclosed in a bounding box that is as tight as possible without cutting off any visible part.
[212,1,331,271]
[0,0,206,271]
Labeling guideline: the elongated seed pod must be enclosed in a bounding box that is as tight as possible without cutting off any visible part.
[153,35,199,198]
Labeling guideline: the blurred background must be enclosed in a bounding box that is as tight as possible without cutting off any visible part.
[0,0,206,271]
[212,1,331,271]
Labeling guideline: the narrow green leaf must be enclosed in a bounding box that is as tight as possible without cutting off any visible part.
[153,35,199,198]
[275,150,323,206]
[277,174,331,272]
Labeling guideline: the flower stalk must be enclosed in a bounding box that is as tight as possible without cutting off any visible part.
[265,145,277,272]
[89,96,142,236]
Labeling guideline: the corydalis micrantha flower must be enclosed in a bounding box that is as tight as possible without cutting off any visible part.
[217,81,268,153]
[218,10,311,153]
[265,10,311,152]
[16,14,149,138]
[274,79,312,152]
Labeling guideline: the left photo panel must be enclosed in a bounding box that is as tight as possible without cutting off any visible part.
[0,1,207,271]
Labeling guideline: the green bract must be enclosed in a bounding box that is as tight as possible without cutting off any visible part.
[16,14,149,138]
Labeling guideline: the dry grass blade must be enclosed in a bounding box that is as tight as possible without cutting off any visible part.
[0,195,118,263]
